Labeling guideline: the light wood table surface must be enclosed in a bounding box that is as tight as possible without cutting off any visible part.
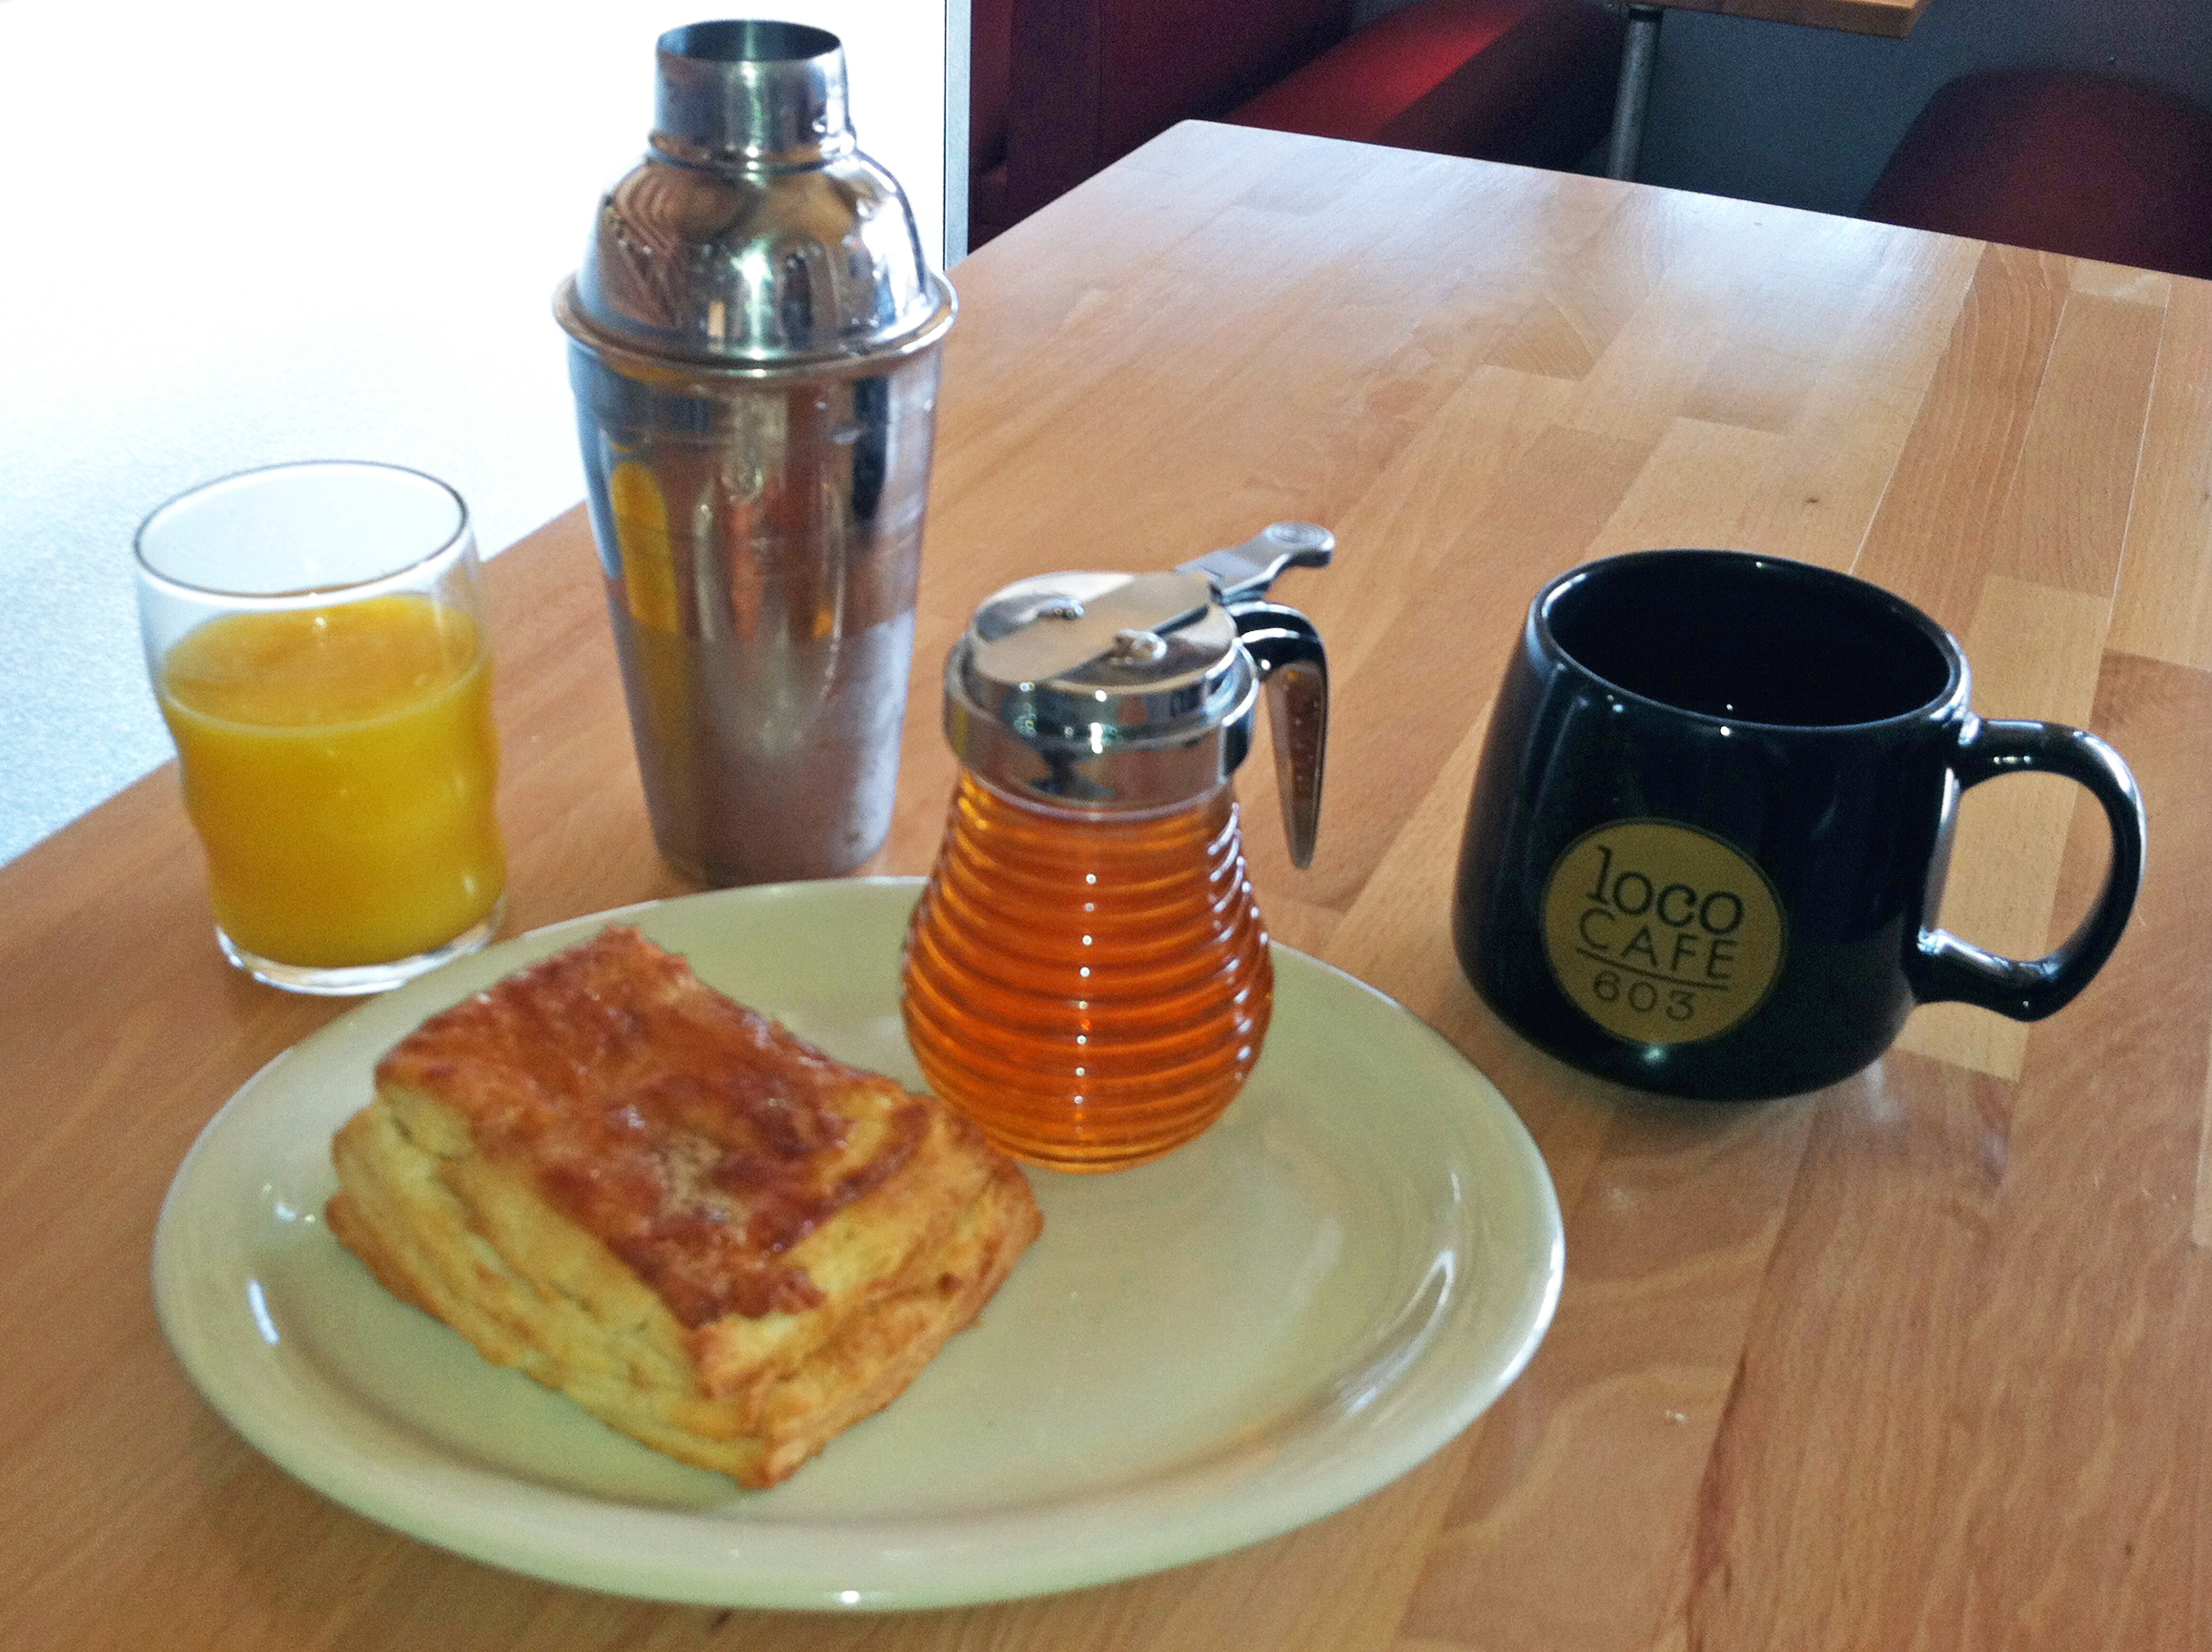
[1649,0,1926,39]
[8,120,2211,1649]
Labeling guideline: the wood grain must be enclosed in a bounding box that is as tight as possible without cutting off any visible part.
[1854,242,2070,636]
[1988,290,2163,597]
[2109,280,2212,667]
[1645,0,1930,39]
[3,120,2206,1650]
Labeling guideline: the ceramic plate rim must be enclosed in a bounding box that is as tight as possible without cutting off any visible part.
[153,877,1564,1610]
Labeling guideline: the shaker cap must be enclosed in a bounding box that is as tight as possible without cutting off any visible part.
[556,20,952,377]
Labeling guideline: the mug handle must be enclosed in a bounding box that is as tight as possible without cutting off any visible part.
[1905,717,2146,1018]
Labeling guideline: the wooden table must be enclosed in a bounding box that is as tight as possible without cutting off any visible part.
[1603,0,1933,179]
[1648,0,1925,34]
[8,120,2211,1648]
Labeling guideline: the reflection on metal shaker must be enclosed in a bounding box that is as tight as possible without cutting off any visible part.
[556,20,954,885]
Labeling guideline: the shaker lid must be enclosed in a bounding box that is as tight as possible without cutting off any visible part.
[947,569,1258,809]
[556,20,952,376]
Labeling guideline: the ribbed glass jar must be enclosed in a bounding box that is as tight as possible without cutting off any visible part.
[900,772,1274,1172]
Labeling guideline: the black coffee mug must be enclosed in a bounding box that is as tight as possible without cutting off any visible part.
[1452,549,2144,1100]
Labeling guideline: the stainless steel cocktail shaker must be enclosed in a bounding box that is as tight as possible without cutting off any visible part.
[557,20,955,885]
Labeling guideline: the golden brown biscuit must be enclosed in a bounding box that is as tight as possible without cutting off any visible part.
[325,926,1041,1486]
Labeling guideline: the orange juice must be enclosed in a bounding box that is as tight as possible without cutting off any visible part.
[158,594,504,969]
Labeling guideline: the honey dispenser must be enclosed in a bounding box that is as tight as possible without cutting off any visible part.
[900,521,1333,1172]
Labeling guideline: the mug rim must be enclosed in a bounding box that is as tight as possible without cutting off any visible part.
[1532,548,1967,733]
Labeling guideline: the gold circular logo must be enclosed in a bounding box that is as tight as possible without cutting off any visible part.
[1540,820,1787,1047]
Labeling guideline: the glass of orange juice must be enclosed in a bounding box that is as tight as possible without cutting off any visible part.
[133,461,507,994]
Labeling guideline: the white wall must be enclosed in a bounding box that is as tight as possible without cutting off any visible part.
[0,0,952,866]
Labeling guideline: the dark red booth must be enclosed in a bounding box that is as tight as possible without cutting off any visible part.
[1861,69,2212,282]
[970,0,1625,247]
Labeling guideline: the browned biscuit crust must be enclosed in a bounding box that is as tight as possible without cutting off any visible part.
[325,927,1042,1486]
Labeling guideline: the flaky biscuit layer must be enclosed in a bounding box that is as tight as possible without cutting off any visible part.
[326,928,1042,1485]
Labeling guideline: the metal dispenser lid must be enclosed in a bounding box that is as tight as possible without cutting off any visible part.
[946,524,1334,842]
[555,20,954,377]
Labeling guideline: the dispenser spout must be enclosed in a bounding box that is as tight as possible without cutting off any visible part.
[1178,521,1332,868]
[1229,602,1328,868]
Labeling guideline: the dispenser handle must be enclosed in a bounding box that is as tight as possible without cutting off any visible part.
[1179,522,1335,604]
[1230,602,1328,869]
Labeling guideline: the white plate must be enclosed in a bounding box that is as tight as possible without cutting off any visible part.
[154,878,1563,1610]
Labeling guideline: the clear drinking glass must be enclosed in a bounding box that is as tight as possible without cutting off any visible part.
[133,461,507,994]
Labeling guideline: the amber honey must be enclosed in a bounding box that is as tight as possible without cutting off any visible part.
[900,772,1274,1173]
